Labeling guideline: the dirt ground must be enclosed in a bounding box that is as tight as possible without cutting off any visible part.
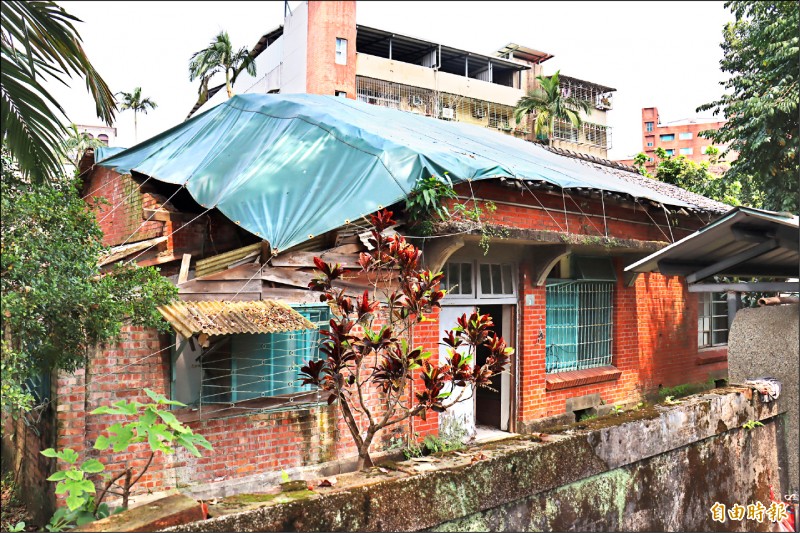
[1,473,37,532]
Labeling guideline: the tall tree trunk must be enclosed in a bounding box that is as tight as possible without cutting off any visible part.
[226,70,232,98]
[134,112,138,143]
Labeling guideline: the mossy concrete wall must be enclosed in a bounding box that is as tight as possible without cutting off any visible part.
[165,388,786,532]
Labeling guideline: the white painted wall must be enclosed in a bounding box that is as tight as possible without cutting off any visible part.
[280,1,309,94]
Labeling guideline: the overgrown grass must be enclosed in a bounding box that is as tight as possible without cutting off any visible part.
[655,377,717,402]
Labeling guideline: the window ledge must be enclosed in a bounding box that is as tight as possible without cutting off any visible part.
[696,349,728,366]
[545,366,621,391]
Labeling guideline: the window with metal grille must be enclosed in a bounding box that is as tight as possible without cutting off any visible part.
[545,281,614,373]
[698,293,728,347]
[198,305,330,404]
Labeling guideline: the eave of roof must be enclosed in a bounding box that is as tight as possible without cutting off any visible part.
[559,74,616,94]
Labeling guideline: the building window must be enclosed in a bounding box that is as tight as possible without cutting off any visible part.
[645,122,654,132]
[646,142,654,147]
[173,306,330,406]
[335,91,347,97]
[335,37,347,65]
[443,262,474,297]
[444,261,515,298]
[698,293,728,347]
[546,281,614,373]
[679,147,693,155]
[679,132,693,140]
[545,257,615,374]
[98,134,109,146]
[660,134,675,142]
[478,263,515,296]
[664,149,675,156]
[648,157,654,162]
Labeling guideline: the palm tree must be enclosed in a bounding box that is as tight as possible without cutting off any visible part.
[117,87,157,143]
[513,70,591,146]
[61,123,104,170]
[189,31,256,101]
[1,1,117,184]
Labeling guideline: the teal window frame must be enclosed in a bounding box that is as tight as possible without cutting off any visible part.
[190,305,330,405]
[660,134,675,142]
[545,257,615,374]
[645,122,654,132]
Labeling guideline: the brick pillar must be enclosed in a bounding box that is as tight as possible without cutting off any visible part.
[517,262,547,425]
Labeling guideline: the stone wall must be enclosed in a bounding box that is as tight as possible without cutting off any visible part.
[165,387,788,532]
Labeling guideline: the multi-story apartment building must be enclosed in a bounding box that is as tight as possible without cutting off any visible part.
[618,107,729,173]
[189,1,616,158]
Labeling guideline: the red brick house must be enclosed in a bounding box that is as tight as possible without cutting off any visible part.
[5,93,733,519]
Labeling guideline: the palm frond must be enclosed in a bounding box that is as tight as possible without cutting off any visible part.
[1,49,66,183]
[2,1,116,125]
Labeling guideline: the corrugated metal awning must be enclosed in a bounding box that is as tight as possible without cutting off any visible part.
[157,300,316,339]
[625,207,799,280]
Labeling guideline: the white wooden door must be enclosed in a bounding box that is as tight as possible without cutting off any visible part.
[438,305,476,439]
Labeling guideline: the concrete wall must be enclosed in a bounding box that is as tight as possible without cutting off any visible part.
[728,303,799,494]
[164,388,787,532]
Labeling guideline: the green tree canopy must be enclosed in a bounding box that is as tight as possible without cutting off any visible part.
[1,1,116,184]
[188,30,256,105]
[634,147,763,208]
[513,70,591,146]
[117,87,157,143]
[697,0,799,213]
[1,149,177,414]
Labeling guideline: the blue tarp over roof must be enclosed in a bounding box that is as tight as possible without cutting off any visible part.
[96,93,691,252]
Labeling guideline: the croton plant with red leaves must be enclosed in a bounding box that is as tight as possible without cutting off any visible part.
[300,209,512,470]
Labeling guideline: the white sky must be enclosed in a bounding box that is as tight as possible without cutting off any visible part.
[50,1,734,159]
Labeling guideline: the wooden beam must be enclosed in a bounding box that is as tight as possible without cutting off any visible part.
[261,267,316,289]
[531,245,571,286]
[178,254,191,284]
[142,208,195,222]
[688,282,799,293]
[685,239,779,283]
[270,251,361,268]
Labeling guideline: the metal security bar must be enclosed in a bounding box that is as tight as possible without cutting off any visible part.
[552,119,612,149]
[545,281,614,373]
[199,306,329,405]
